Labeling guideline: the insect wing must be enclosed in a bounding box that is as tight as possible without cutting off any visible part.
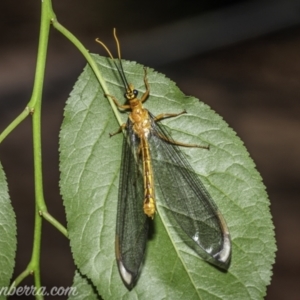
[115,119,148,290]
[148,113,231,269]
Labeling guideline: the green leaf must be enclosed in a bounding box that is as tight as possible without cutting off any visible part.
[68,271,99,300]
[60,54,276,299]
[0,162,17,299]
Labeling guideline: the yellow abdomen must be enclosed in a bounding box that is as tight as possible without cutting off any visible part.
[140,138,156,219]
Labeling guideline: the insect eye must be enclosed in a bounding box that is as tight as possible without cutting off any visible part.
[133,90,138,96]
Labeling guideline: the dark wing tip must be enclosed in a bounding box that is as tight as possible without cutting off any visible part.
[117,259,139,290]
[213,231,231,270]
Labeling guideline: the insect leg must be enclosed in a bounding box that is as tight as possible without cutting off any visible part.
[106,94,130,110]
[154,110,187,122]
[109,123,127,137]
[156,132,209,149]
[153,110,209,149]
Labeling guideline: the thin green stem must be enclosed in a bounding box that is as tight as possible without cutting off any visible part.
[42,211,68,237]
[27,1,55,297]
[9,269,32,290]
[29,3,68,244]
[51,19,123,127]
[30,204,43,299]
[0,107,32,144]
[9,0,55,295]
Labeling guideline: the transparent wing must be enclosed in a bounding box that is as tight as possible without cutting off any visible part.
[115,120,148,290]
[148,113,231,269]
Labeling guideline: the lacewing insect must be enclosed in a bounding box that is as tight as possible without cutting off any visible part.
[96,29,231,290]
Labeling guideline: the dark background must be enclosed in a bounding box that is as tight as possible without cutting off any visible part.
[0,0,299,299]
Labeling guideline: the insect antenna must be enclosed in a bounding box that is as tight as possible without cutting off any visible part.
[95,29,130,91]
